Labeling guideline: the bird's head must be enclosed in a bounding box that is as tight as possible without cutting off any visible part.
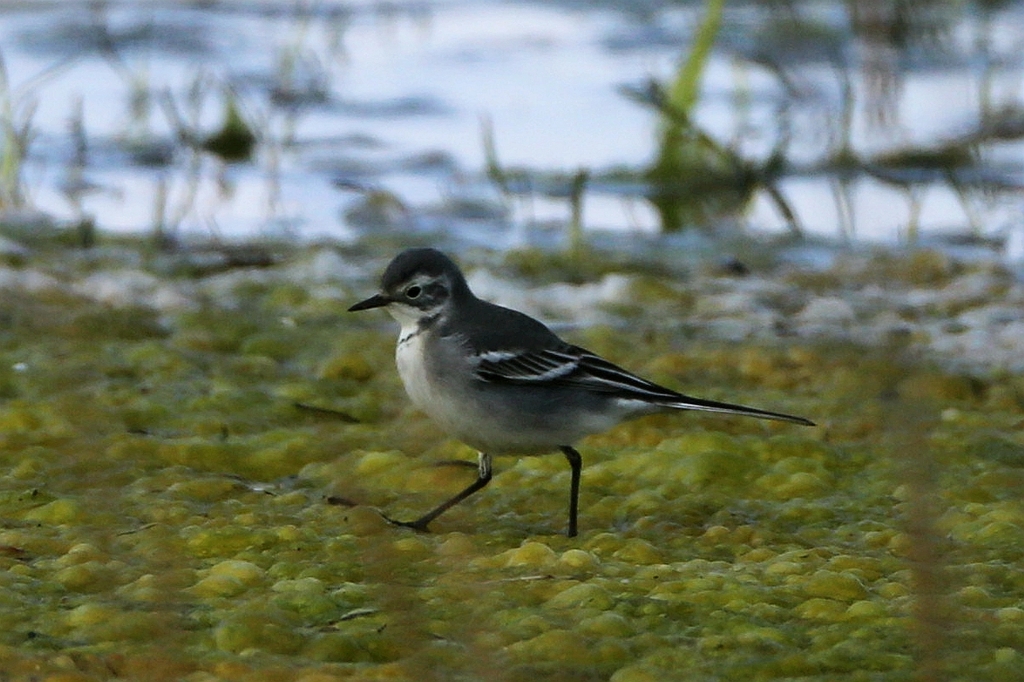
[348,248,470,327]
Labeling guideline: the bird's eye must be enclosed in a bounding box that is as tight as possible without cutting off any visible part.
[405,285,422,299]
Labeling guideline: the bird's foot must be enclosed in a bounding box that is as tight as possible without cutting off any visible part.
[380,513,432,533]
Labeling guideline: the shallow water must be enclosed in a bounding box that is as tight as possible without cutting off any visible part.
[2,0,1023,248]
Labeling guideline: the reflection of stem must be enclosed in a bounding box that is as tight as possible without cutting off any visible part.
[762,180,802,237]
[568,168,588,261]
[125,68,153,143]
[481,115,509,197]
[279,106,299,148]
[830,176,856,242]
[480,115,516,218]
[948,173,981,235]
[160,74,212,149]
[729,57,751,149]
[151,174,170,248]
[64,96,95,248]
[264,136,282,227]
[760,121,801,237]
[904,187,921,244]
[162,148,203,248]
[152,76,209,248]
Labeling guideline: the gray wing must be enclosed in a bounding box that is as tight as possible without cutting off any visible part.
[475,345,694,400]
[449,297,813,426]
[474,345,814,425]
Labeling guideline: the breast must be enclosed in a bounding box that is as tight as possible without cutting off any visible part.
[395,329,521,452]
[395,325,435,412]
[395,326,475,428]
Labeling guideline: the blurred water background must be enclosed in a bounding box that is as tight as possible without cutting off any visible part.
[2,0,1024,259]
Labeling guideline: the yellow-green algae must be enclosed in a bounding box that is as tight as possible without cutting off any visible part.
[0,245,1022,681]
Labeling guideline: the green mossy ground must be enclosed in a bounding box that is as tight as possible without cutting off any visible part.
[0,243,1022,682]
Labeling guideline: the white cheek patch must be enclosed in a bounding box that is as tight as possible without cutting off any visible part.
[387,303,422,330]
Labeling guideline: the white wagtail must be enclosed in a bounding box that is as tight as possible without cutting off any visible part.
[349,248,814,537]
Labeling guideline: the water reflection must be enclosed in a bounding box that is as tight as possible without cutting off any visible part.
[0,0,1021,248]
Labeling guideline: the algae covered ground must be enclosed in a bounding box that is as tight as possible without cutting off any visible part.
[0,241,1023,681]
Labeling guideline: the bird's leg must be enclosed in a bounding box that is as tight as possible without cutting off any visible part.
[385,452,493,532]
[560,446,582,538]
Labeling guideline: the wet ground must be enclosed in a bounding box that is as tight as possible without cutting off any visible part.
[0,238,1023,680]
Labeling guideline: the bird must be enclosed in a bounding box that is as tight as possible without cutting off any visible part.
[348,248,813,537]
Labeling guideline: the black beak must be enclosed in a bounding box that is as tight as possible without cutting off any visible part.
[348,293,390,312]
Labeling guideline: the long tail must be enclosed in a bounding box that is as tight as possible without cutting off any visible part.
[661,394,815,426]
